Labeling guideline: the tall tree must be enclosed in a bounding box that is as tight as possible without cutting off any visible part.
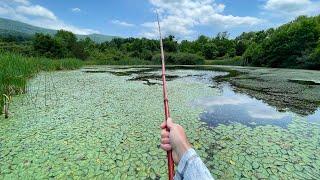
[33,33,64,58]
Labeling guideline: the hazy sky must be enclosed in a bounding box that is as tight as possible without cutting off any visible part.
[1,0,320,39]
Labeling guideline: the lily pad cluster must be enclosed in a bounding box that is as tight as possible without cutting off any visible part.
[204,119,320,179]
[0,66,319,179]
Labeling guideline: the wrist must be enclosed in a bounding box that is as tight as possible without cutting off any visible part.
[176,142,192,163]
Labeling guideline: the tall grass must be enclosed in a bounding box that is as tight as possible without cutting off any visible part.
[0,52,83,108]
[205,56,245,66]
[36,58,84,71]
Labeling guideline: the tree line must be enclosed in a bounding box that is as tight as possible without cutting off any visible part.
[0,15,319,69]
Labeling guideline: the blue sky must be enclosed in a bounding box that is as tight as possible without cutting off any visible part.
[1,0,320,39]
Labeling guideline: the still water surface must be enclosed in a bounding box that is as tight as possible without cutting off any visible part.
[194,84,320,128]
[157,69,320,128]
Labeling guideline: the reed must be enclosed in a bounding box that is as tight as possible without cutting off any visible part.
[0,52,83,109]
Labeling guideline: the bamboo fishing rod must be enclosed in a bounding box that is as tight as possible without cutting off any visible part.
[156,12,175,180]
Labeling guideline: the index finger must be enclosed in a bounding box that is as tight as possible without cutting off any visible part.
[160,121,166,129]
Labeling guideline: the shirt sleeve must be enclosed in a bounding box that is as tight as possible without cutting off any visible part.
[174,148,214,180]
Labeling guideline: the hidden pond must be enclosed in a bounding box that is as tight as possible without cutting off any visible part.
[0,66,320,179]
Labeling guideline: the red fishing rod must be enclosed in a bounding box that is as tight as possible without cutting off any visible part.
[157,12,175,180]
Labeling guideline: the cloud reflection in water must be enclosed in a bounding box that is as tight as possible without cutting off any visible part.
[193,85,294,128]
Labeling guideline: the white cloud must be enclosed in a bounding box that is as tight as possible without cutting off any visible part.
[142,0,264,38]
[9,0,30,5]
[0,5,12,15]
[0,3,28,21]
[27,18,99,35]
[0,1,99,35]
[263,0,320,17]
[16,5,57,20]
[248,109,287,119]
[193,96,252,107]
[71,7,81,13]
[111,19,135,27]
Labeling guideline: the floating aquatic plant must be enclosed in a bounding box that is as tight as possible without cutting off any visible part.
[0,67,319,179]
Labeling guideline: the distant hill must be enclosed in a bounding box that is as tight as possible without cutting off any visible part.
[0,18,118,43]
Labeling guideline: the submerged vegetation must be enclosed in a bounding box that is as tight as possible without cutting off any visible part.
[0,52,83,108]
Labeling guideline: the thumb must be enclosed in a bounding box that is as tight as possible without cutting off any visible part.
[166,118,174,129]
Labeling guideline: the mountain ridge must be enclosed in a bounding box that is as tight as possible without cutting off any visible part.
[0,17,118,43]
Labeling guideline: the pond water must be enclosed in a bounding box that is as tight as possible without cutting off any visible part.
[124,67,320,129]
[1,66,320,179]
[193,84,320,128]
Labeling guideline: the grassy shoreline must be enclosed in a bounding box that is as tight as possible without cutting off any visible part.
[0,52,83,109]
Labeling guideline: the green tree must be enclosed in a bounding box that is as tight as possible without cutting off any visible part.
[235,40,247,56]
[263,16,319,67]
[55,30,77,47]
[71,42,89,60]
[243,43,263,66]
[54,30,77,57]
[179,40,193,53]
[33,33,64,58]
[306,40,320,69]
[242,15,320,68]
[213,32,236,57]
[163,35,178,52]
[202,42,218,59]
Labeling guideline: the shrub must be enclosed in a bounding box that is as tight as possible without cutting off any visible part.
[152,53,205,65]
[89,57,154,65]
[305,43,320,70]
[205,56,244,66]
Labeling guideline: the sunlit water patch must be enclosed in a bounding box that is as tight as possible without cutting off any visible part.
[130,69,228,86]
[307,108,320,123]
[193,84,320,128]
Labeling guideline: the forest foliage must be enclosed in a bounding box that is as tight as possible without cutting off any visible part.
[0,15,320,69]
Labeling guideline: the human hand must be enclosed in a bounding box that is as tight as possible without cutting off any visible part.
[160,118,192,164]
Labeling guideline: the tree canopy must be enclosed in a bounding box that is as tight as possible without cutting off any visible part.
[1,15,320,69]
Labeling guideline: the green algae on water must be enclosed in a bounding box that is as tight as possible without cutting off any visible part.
[0,66,319,179]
